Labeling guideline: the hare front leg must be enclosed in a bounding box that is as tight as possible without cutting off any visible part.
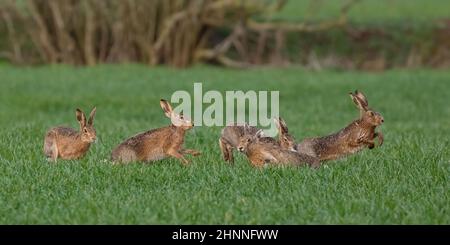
[219,138,233,163]
[167,149,189,165]
[355,137,375,149]
[366,140,376,149]
[368,132,384,149]
[182,149,201,156]
[375,131,384,146]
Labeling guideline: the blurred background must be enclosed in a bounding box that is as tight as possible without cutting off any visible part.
[0,0,449,70]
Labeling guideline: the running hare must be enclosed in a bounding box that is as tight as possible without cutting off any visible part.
[297,90,384,162]
[237,129,319,168]
[111,99,200,164]
[44,107,97,162]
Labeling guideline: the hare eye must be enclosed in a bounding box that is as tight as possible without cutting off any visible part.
[84,128,88,133]
[247,138,251,142]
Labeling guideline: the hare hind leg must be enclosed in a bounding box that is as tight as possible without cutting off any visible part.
[111,146,138,164]
[44,136,58,162]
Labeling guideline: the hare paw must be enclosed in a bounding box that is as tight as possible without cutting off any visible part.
[181,157,190,165]
[191,151,201,156]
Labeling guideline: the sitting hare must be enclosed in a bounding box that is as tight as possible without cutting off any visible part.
[43,107,97,162]
[297,90,384,162]
[111,99,200,165]
[219,117,296,163]
[237,129,319,168]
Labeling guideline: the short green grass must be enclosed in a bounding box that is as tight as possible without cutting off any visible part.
[0,64,449,224]
[273,0,450,24]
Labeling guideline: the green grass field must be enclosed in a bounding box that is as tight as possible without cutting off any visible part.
[0,64,449,224]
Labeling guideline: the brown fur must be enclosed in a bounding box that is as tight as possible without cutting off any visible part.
[111,99,200,165]
[43,107,97,162]
[274,117,297,152]
[219,123,262,163]
[219,117,296,164]
[297,90,384,162]
[237,130,320,168]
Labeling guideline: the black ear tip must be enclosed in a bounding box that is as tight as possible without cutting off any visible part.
[160,99,167,103]
[76,108,82,112]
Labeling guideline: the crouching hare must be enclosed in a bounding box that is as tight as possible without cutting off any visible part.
[237,130,320,168]
[219,117,296,163]
[297,90,384,162]
[44,107,97,162]
[111,99,201,165]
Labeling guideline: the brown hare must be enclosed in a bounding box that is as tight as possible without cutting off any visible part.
[297,90,384,162]
[237,129,320,168]
[111,99,200,165]
[219,117,296,163]
[219,123,262,163]
[44,107,97,162]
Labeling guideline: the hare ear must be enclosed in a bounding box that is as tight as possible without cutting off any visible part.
[274,117,288,133]
[349,91,368,112]
[243,122,250,132]
[274,117,280,129]
[87,107,96,126]
[355,90,369,109]
[160,99,173,118]
[76,108,86,127]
